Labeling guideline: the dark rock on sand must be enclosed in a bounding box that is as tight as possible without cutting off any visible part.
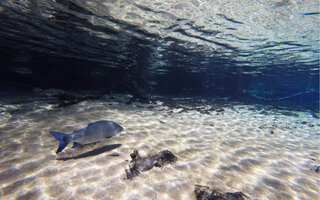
[194,184,250,200]
[311,113,319,119]
[216,108,225,112]
[33,88,103,107]
[125,150,177,180]
[311,164,320,173]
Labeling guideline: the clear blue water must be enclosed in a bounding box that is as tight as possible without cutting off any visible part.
[0,0,319,111]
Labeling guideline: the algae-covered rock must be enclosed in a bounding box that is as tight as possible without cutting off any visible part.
[194,185,250,200]
[125,150,177,180]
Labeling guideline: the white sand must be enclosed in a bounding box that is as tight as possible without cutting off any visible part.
[0,100,319,200]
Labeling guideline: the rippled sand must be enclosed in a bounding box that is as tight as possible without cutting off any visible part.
[0,99,319,200]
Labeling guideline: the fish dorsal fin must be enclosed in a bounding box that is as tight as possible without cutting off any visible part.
[87,121,97,127]
[87,120,106,127]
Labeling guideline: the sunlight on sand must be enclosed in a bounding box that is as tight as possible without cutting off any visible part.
[0,100,319,200]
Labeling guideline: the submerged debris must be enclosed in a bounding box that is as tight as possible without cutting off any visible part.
[311,113,319,119]
[125,150,177,180]
[194,185,250,200]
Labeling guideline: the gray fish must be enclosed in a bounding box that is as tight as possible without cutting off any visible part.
[50,120,124,154]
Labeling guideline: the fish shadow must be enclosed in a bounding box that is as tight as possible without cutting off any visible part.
[56,144,122,161]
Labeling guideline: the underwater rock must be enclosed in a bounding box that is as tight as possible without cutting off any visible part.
[125,150,177,180]
[33,88,102,107]
[216,108,225,112]
[171,97,194,101]
[14,67,33,75]
[33,88,65,97]
[172,108,184,113]
[155,101,164,106]
[194,185,250,200]
[147,80,158,86]
[311,113,319,119]
[109,93,133,103]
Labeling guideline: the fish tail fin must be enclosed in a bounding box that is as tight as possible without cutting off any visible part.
[50,131,73,154]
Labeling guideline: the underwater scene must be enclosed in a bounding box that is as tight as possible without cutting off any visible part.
[0,0,319,200]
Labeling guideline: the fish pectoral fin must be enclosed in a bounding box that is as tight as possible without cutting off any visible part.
[72,142,81,148]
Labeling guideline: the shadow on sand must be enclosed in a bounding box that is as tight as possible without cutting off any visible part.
[56,144,122,161]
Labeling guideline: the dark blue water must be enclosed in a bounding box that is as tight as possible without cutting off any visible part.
[0,0,319,111]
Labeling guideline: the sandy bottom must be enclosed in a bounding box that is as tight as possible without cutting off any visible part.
[0,99,319,200]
